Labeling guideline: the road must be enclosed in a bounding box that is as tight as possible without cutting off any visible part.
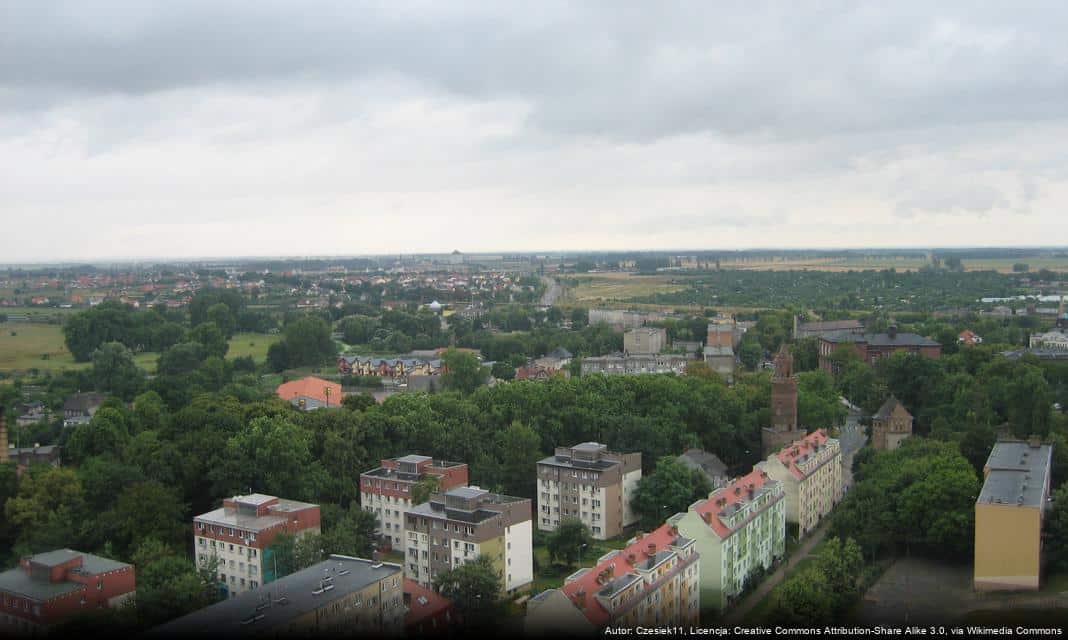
[539,276,563,307]
[837,403,867,490]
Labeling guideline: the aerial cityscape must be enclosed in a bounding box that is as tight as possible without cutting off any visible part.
[2,2,1068,638]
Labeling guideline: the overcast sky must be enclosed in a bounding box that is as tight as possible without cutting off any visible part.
[3,1,1067,262]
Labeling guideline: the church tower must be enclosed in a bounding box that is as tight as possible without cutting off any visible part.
[762,345,800,455]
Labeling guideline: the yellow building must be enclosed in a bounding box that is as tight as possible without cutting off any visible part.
[758,429,842,537]
[974,438,1053,591]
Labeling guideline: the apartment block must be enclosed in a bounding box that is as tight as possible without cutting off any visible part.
[623,327,667,355]
[152,555,404,637]
[0,549,136,636]
[193,493,321,598]
[758,430,842,538]
[360,455,469,549]
[974,438,1053,591]
[672,468,786,611]
[536,442,641,540]
[525,522,700,634]
[404,486,533,596]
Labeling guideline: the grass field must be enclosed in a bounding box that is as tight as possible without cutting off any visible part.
[566,272,692,303]
[0,324,278,375]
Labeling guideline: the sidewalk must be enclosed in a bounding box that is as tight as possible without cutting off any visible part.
[724,523,830,624]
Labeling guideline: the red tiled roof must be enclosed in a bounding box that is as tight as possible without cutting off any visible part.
[403,578,452,628]
[691,467,776,539]
[775,429,829,480]
[558,522,681,627]
[275,376,342,406]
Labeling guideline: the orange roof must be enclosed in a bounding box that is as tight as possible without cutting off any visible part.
[558,522,684,627]
[691,467,777,539]
[275,376,342,406]
[403,578,452,628]
[775,429,830,480]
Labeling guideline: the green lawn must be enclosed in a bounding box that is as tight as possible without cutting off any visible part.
[0,324,278,375]
[531,534,634,593]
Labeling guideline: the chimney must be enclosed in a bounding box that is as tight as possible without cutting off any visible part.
[646,543,656,556]
[670,525,678,537]
[888,324,898,339]
[371,549,381,562]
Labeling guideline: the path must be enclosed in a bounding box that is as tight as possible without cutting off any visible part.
[724,522,830,623]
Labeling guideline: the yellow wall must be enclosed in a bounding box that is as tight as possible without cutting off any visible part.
[974,503,1042,590]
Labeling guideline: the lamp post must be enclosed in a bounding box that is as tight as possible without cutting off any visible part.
[578,543,588,567]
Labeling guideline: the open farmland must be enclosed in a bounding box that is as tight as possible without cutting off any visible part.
[564,272,692,303]
[0,324,278,375]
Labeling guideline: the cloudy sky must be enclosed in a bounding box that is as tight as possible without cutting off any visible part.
[3,1,1067,261]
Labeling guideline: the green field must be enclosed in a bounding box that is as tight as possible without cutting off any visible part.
[0,323,278,375]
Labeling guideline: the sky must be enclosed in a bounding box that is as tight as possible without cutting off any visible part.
[2,1,1068,262]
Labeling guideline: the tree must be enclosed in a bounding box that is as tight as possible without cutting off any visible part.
[206,303,237,338]
[320,506,378,557]
[91,342,144,400]
[491,361,516,380]
[64,407,131,465]
[337,315,379,345]
[100,480,188,555]
[441,349,488,394]
[791,337,820,372]
[410,476,440,506]
[738,337,763,371]
[134,538,219,627]
[546,518,593,567]
[280,316,336,368]
[767,569,833,625]
[211,416,323,501]
[433,555,502,629]
[342,392,377,412]
[5,467,87,553]
[1045,484,1068,572]
[491,420,542,498]
[816,537,863,613]
[632,457,712,528]
[189,322,229,359]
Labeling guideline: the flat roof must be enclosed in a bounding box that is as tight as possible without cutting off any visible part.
[195,498,317,532]
[150,556,401,636]
[979,440,1053,508]
[395,454,433,464]
[0,550,131,602]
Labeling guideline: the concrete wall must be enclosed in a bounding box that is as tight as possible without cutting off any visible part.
[975,503,1042,590]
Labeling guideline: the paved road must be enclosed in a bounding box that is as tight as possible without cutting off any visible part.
[724,523,831,624]
[838,406,867,490]
[539,276,563,307]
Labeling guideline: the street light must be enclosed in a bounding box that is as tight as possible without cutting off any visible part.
[578,543,588,566]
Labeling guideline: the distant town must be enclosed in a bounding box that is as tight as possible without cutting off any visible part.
[1,247,1067,636]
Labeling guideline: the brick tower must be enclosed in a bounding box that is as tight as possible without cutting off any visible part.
[0,414,8,465]
[762,345,800,455]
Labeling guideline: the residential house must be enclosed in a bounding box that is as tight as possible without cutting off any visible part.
[974,438,1053,591]
[404,486,533,596]
[524,522,700,634]
[61,392,105,425]
[677,449,729,490]
[275,376,343,410]
[193,493,321,598]
[958,330,983,346]
[151,556,405,637]
[757,430,842,538]
[536,443,641,540]
[670,467,786,611]
[0,549,136,635]
[360,455,469,549]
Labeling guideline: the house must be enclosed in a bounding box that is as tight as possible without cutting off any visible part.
[677,449,729,490]
[671,468,785,611]
[193,493,321,598]
[0,549,136,635]
[757,430,843,538]
[62,392,106,423]
[817,325,941,374]
[974,438,1053,591]
[150,556,404,637]
[15,401,47,427]
[515,365,567,381]
[524,522,700,634]
[793,316,864,340]
[360,455,468,549]
[623,327,667,355]
[1028,330,1068,351]
[534,347,572,370]
[871,397,913,451]
[404,486,532,596]
[958,330,983,346]
[403,579,455,636]
[275,376,343,410]
[536,443,641,540]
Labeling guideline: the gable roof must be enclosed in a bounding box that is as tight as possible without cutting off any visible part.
[873,396,910,420]
[678,449,727,478]
[690,467,780,539]
[775,429,832,480]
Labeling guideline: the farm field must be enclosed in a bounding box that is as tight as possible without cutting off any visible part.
[564,272,692,303]
[0,324,278,375]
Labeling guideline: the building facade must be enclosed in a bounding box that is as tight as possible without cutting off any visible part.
[404,486,533,596]
[974,439,1053,591]
[762,346,800,455]
[152,555,405,637]
[581,353,689,377]
[702,346,736,383]
[360,455,469,549]
[1029,330,1068,350]
[623,327,667,355]
[275,376,343,410]
[817,326,941,374]
[758,430,842,538]
[871,396,913,451]
[671,468,786,611]
[0,549,136,635]
[536,442,642,540]
[793,317,864,340]
[525,523,700,634]
[193,493,321,598]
